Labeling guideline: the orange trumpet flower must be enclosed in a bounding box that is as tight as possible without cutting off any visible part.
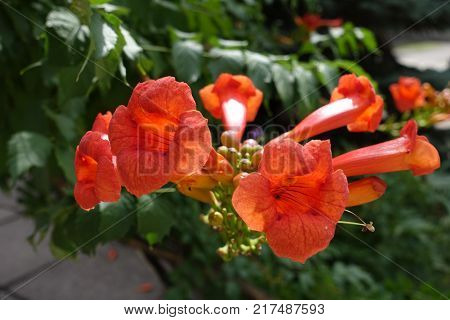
[109,77,212,196]
[199,74,263,139]
[389,77,425,112]
[232,139,348,263]
[286,74,382,141]
[333,120,440,177]
[347,177,387,207]
[295,14,343,31]
[74,112,121,210]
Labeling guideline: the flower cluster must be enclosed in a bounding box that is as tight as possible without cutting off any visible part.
[383,77,450,132]
[74,73,440,263]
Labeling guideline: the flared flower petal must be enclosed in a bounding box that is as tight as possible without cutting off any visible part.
[347,177,387,207]
[91,111,112,135]
[285,74,380,141]
[199,73,263,139]
[233,138,348,263]
[109,78,212,197]
[389,77,425,112]
[332,120,440,177]
[232,173,277,232]
[74,131,121,210]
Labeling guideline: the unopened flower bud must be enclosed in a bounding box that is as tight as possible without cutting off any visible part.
[243,139,258,147]
[221,131,240,149]
[240,244,250,253]
[233,172,249,188]
[217,146,228,157]
[209,211,223,227]
[217,245,231,261]
[227,147,240,164]
[239,158,252,172]
[251,149,263,168]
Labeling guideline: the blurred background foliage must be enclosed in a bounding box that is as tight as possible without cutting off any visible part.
[0,0,449,299]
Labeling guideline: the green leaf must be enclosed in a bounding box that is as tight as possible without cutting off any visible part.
[207,48,244,79]
[313,61,339,94]
[55,147,76,184]
[137,194,175,244]
[354,27,378,52]
[7,132,53,180]
[271,63,294,107]
[91,12,118,59]
[90,12,126,91]
[46,7,81,42]
[292,63,320,117]
[172,40,203,83]
[44,107,77,142]
[98,194,135,241]
[246,51,272,94]
[121,26,142,60]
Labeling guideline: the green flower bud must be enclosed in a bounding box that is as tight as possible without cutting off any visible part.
[227,147,240,164]
[209,211,223,227]
[217,245,231,261]
[221,131,240,149]
[251,149,263,168]
[217,145,228,157]
[239,158,252,172]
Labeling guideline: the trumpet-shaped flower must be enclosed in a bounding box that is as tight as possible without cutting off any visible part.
[333,120,440,177]
[232,139,348,263]
[74,112,121,210]
[286,74,382,141]
[109,77,212,196]
[389,77,425,112]
[199,74,263,139]
[295,14,343,31]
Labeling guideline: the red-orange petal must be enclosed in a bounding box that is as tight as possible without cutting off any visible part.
[332,120,440,176]
[199,84,222,119]
[74,181,98,211]
[199,73,263,128]
[232,173,277,232]
[168,110,212,179]
[247,88,263,122]
[389,77,425,112]
[331,74,376,110]
[347,95,384,132]
[74,131,121,210]
[91,111,112,134]
[260,139,332,182]
[128,77,196,125]
[265,210,336,263]
[347,177,387,207]
[109,106,169,196]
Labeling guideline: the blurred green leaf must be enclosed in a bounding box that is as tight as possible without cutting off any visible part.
[137,194,175,244]
[172,40,203,83]
[207,48,244,79]
[271,63,294,107]
[98,193,135,241]
[292,63,320,116]
[7,132,53,180]
[55,147,76,184]
[46,7,81,42]
[246,51,272,94]
[313,61,339,94]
